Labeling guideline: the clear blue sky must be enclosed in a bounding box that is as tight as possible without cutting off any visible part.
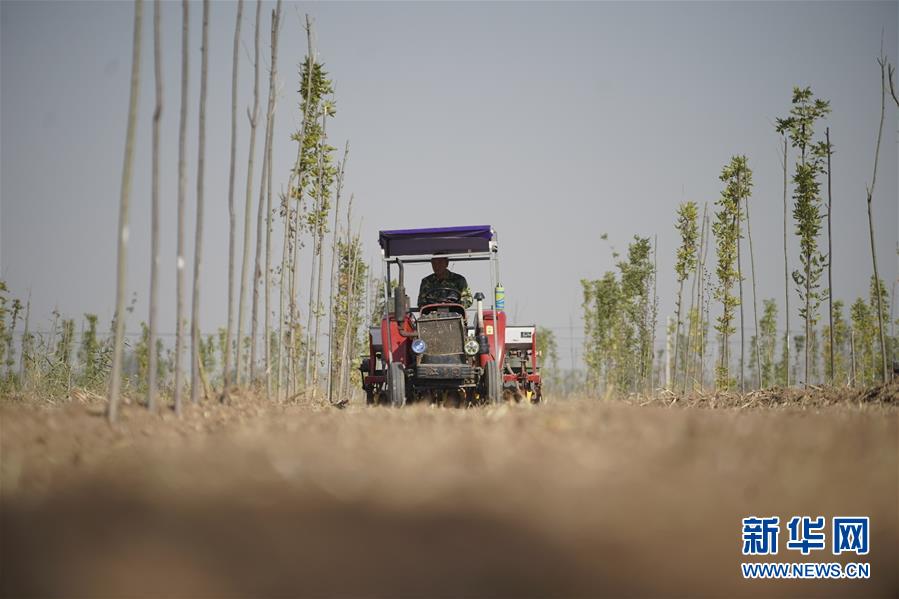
[2,1,897,369]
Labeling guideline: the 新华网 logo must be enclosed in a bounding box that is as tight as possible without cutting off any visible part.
[740,516,870,579]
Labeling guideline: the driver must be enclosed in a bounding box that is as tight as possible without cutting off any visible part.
[417,256,472,308]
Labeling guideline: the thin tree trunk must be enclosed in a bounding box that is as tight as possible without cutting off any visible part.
[781,134,790,387]
[278,189,290,399]
[698,211,711,390]
[650,235,658,392]
[237,0,262,388]
[303,234,318,389]
[737,196,745,393]
[174,0,189,415]
[892,277,897,370]
[683,203,707,393]
[263,2,281,400]
[251,159,266,385]
[339,209,360,401]
[867,58,889,384]
[341,226,362,401]
[190,0,210,405]
[803,255,810,387]
[108,0,142,424]
[338,209,354,401]
[147,0,162,412]
[303,181,322,388]
[264,100,275,401]
[311,112,329,399]
[672,279,684,392]
[745,195,762,389]
[251,6,278,387]
[826,127,834,385]
[687,232,701,392]
[306,110,329,396]
[849,329,857,386]
[326,142,349,403]
[223,0,243,398]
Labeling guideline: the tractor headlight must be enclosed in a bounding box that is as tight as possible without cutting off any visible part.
[464,338,480,356]
[412,338,427,354]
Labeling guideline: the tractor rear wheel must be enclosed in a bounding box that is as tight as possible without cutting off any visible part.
[485,361,501,405]
[387,362,406,407]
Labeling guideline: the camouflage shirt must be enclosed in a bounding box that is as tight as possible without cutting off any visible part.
[418,271,472,308]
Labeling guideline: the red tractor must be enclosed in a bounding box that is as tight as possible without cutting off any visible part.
[359,225,542,407]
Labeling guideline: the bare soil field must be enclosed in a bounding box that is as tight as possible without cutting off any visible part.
[1,386,897,598]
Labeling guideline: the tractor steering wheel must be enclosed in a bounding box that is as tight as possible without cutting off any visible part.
[424,286,462,305]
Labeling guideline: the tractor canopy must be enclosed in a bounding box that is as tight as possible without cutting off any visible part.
[378,225,494,258]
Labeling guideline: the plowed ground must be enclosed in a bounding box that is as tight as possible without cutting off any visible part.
[1,388,897,598]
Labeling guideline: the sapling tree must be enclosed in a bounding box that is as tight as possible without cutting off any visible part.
[223,0,244,396]
[698,212,712,390]
[310,106,337,397]
[618,237,653,391]
[251,1,281,386]
[190,0,210,404]
[326,142,349,403]
[148,0,162,411]
[672,202,698,390]
[776,86,830,387]
[173,0,189,415]
[779,134,790,387]
[108,0,143,423]
[650,236,659,391]
[237,0,261,387]
[303,97,337,394]
[792,145,828,387]
[713,156,750,390]
[282,16,316,399]
[683,204,708,392]
[581,272,622,394]
[736,198,745,392]
[263,0,282,399]
[277,185,291,397]
[744,183,762,389]
[825,128,835,384]
[0,283,8,385]
[865,55,889,382]
[263,14,277,398]
[333,218,367,400]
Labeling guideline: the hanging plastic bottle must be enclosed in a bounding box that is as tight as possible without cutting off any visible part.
[495,284,505,311]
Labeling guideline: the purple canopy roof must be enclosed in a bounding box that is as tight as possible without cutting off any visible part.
[379,225,493,258]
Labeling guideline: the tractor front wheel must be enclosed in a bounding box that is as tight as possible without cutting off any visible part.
[387,362,406,407]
